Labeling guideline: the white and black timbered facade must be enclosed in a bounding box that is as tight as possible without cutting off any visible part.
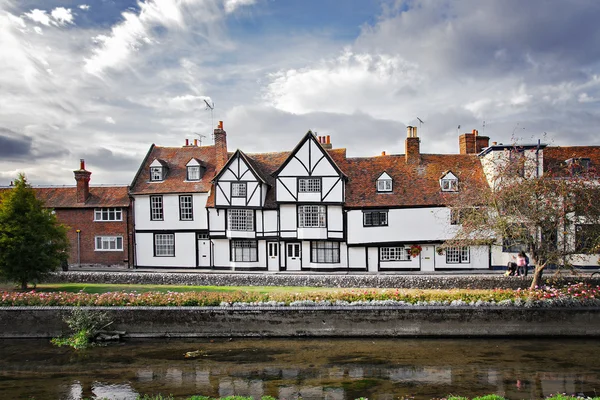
[129,124,600,271]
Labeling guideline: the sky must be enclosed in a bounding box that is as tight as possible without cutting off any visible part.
[1,0,600,186]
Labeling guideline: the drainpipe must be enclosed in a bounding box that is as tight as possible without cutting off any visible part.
[76,229,81,266]
[535,139,541,178]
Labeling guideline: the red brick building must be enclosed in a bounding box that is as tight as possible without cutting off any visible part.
[34,160,132,267]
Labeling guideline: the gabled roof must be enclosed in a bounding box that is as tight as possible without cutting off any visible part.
[212,149,269,185]
[340,154,488,208]
[34,186,130,208]
[272,131,348,179]
[543,146,600,177]
[130,144,219,195]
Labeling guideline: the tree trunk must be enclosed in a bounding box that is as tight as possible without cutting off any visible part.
[530,264,546,289]
[20,280,27,291]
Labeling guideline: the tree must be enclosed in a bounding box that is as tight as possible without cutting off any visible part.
[443,147,600,289]
[0,174,69,290]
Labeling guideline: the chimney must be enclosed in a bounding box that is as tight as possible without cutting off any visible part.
[319,135,332,150]
[74,159,91,204]
[459,129,490,154]
[214,120,227,172]
[405,126,420,164]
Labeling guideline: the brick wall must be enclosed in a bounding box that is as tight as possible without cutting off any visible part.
[55,208,131,267]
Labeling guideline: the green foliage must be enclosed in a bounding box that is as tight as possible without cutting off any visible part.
[0,174,69,290]
[51,307,112,350]
[472,396,507,400]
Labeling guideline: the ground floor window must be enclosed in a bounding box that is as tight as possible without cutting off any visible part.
[311,241,340,263]
[446,247,469,264]
[380,246,410,261]
[231,240,257,262]
[95,236,123,251]
[154,233,175,257]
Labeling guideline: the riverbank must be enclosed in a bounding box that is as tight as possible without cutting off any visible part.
[2,306,600,338]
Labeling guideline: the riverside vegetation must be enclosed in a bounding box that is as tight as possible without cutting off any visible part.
[2,282,599,307]
[110,394,600,400]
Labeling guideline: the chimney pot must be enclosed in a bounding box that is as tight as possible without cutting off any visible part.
[80,159,85,170]
[326,135,330,144]
[381,151,386,156]
[194,139,198,146]
[492,142,497,145]
[218,120,223,129]
[185,139,189,146]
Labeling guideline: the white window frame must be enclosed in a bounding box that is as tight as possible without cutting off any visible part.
[298,178,321,193]
[187,166,200,181]
[150,166,163,182]
[446,247,470,264]
[377,179,392,192]
[441,178,458,192]
[228,209,254,231]
[231,239,257,262]
[231,182,247,197]
[298,205,326,228]
[154,233,175,257]
[95,236,123,251]
[150,195,163,221]
[179,195,193,221]
[94,208,123,222]
[380,247,410,261]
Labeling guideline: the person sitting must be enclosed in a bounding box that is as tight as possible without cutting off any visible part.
[506,261,518,276]
[516,251,529,277]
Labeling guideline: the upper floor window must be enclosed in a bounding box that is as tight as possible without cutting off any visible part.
[575,224,600,253]
[150,166,163,181]
[95,236,123,251]
[377,172,393,192]
[150,159,167,181]
[179,195,193,221]
[298,205,326,228]
[94,208,122,221]
[363,210,388,227]
[228,209,254,231]
[232,182,247,197]
[440,171,458,192]
[150,195,163,221]
[299,178,321,193]
[187,166,200,181]
[566,157,591,176]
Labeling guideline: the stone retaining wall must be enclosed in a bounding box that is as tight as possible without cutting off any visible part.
[1,306,599,338]
[47,271,598,289]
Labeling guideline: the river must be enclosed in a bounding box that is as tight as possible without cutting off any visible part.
[0,338,598,399]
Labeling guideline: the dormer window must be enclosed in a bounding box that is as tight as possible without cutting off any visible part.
[377,172,392,192]
[566,157,591,175]
[186,158,204,181]
[440,171,458,192]
[149,159,167,182]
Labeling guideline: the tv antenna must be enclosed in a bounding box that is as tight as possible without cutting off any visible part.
[192,132,207,146]
[204,99,214,132]
[416,117,424,129]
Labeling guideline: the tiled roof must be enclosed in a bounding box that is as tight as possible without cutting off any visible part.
[543,146,600,176]
[340,154,489,208]
[33,186,129,208]
[130,145,218,195]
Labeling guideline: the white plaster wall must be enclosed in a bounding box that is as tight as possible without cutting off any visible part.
[347,207,454,244]
[134,194,208,231]
[348,247,366,269]
[312,155,337,176]
[208,208,225,234]
[215,182,230,206]
[302,241,347,268]
[212,239,230,267]
[280,205,297,236]
[276,178,297,202]
[135,232,196,267]
[435,245,489,269]
[297,228,328,240]
[322,177,343,202]
[328,206,343,232]
[379,255,420,270]
[263,210,278,236]
[246,182,261,207]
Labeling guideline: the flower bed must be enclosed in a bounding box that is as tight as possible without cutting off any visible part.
[2,283,599,308]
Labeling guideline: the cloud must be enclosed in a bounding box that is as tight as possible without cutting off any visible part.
[50,7,74,26]
[23,9,51,26]
[23,7,74,27]
[79,5,90,11]
[223,0,256,14]
[105,116,116,124]
[0,128,32,159]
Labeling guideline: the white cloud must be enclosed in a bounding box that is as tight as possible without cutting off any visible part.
[223,0,256,14]
[79,5,90,11]
[24,9,51,26]
[50,7,74,26]
[105,116,116,124]
[33,26,43,35]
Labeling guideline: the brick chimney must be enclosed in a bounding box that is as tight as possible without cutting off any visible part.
[459,129,490,154]
[74,159,91,203]
[405,126,420,164]
[214,120,228,172]
[317,135,332,150]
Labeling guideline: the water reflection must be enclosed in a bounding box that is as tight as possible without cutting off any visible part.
[0,338,598,400]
